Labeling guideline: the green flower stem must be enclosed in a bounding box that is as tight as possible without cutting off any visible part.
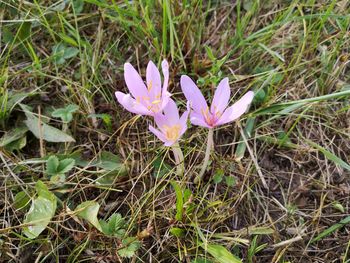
[195,128,214,184]
[171,143,184,176]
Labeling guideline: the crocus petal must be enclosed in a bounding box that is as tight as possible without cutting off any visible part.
[115,91,150,115]
[163,98,179,123]
[216,91,254,126]
[149,125,167,143]
[160,91,171,110]
[190,111,211,128]
[161,59,169,94]
[124,63,148,98]
[180,75,208,114]
[179,110,189,135]
[146,60,162,98]
[153,113,168,132]
[210,77,230,114]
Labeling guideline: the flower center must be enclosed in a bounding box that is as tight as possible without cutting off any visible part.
[136,93,162,113]
[201,107,221,127]
[163,124,181,141]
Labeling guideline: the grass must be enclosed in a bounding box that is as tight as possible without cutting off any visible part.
[1,0,350,262]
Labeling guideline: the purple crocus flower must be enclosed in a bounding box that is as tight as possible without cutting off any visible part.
[115,60,171,116]
[149,99,189,146]
[180,76,254,128]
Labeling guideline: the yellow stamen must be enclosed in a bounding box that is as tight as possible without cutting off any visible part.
[201,107,211,124]
[163,124,181,141]
[152,100,161,104]
[147,80,153,92]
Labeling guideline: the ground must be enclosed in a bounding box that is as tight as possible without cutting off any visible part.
[0,0,350,262]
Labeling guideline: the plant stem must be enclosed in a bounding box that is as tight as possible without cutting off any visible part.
[195,128,214,184]
[171,143,184,176]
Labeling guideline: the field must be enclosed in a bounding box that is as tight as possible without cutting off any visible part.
[1,0,350,262]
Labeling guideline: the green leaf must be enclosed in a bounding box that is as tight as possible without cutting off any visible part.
[205,45,216,61]
[225,176,236,187]
[23,181,57,239]
[52,43,79,65]
[6,92,31,113]
[0,126,28,147]
[72,0,84,13]
[14,191,31,210]
[202,244,242,263]
[18,22,31,42]
[57,158,75,174]
[5,136,27,152]
[46,156,59,175]
[88,113,112,131]
[169,227,186,238]
[93,151,127,172]
[52,104,79,123]
[152,157,171,178]
[75,201,102,232]
[305,139,350,172]
[118,237,141,258]
[21,104,75,143]
[311,216,350,244]
[63,47,79,59]
[35,181,56,202]
[332,202,345,213]
[170,181,184,221]
[213,169,224,184]
[100,213,126,238]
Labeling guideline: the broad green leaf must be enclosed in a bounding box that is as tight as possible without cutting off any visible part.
[46,156,59,175]
[170,181,183,221]
[23,181,57,239]
[7,93,30,111]
[57,158,75,174]
[99,213,126,238]
[75,201,102,232]
[52,104,79,123]
[52,43,79,65]
[4,136,27,152]
[35,181,56,202]
[0,126,28,147]
[118,237,141,258]
[21,105,75,143]
[202,244,242,263]
[23,196,56,239]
